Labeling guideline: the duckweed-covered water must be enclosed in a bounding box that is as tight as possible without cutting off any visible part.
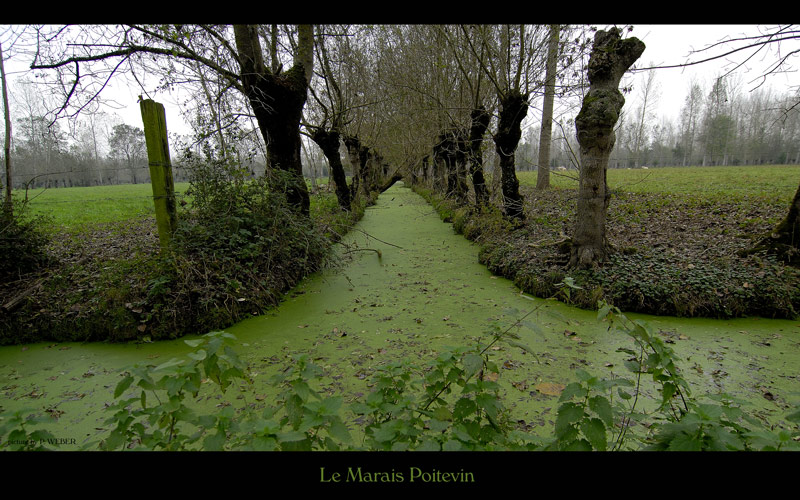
[2,182,799,450]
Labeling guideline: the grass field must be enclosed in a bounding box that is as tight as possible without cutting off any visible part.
[13,183,191,230]
[517,164,800,202]
[13,165,800,230]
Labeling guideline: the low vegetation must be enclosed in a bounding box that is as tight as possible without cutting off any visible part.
[0,167,370,345]
[417,165,800,319]
[4,304,798,451]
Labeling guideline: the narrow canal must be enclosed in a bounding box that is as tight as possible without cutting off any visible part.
[2,182,798,449]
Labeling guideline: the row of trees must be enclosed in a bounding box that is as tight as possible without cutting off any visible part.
[611,73,800,168]
[2,24,798,267]
[512,73,800,172]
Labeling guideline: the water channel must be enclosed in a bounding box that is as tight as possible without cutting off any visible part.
[2,183,799,450]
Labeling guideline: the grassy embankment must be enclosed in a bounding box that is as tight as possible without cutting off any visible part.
[417,165,800,319]
[0,180,366,345]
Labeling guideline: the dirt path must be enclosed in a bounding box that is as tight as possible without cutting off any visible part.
[2,183,799,449]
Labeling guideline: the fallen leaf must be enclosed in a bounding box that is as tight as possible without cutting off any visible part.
[534,382,565,396]
[512,380,529,391]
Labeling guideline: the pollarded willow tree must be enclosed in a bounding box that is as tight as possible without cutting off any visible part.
[569,27,645,269]
[461,25,552,221]
[304,24,357,211]
[26,24,316,215]
[371,25,464,191]
[436,25,494,207]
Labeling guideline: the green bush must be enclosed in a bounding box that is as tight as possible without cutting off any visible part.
[0,204,50,281]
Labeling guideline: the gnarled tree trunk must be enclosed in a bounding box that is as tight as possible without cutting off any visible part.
[310,127,351,211]
[343,135,368,201]
[494,89,527,221]
[233,24,313,216]
[742,180,800,266]
[569,28,645,269]
[469,106,491,206]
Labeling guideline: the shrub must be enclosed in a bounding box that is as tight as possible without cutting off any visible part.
[0,203,50,281]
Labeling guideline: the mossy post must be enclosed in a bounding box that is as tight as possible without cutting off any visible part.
[140,99,177,250]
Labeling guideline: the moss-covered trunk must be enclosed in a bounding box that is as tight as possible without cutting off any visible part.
[570,28,645,269]
[344,135,368,201]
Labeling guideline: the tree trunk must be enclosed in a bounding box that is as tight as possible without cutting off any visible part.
[311,128,351,211]
[469,106,491,206]
[494,89,528,221]
[432,137,447,194]
[537,24,560,191]
[1,42,12,216]
[570,28,645,269]
[233,24,313,216]
[453,133,469,204]
[742,180,800,265]
[343,135,364,200]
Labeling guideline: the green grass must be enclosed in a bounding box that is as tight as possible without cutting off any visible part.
[13,166,800,231]
[16,178,340,232]
[13,183,191,231]
[518,165,800,202]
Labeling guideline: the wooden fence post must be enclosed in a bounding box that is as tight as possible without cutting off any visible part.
[140,99,177,250]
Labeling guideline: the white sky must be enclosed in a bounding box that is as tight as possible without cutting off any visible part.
[625,24,799,122]
[3,24,799,141]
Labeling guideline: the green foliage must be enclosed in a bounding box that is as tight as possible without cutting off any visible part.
[0,202,51,280]
[237,354,354,451]
[97,331,248,451]
[0,408,58,451]
[2,155,360,345]
[351,344,520,451]
[544,368,633,451]
[591,253,800,318]
[5,302,798,452]
[542,302,800,451]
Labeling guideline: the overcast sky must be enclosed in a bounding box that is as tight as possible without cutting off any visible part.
[625,24,798,122]
[3,25,798,139]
